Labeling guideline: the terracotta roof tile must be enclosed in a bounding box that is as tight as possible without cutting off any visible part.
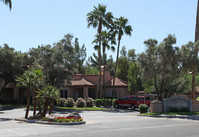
[106,78,127,87]
[71,78,95,86]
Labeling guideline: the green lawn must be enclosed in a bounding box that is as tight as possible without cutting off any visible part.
[55,106,110,111]
[140,112,199,116]
[1,104,110,111]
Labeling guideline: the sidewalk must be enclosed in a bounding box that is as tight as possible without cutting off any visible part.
[140,114,199,120]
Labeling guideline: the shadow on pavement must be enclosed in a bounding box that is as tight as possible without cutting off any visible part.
[0,118,13,122]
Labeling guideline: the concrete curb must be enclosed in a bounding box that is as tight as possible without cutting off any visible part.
[14,118,86,125]
[139,114,199,120]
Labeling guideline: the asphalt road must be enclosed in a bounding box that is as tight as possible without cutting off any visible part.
[1,108,199,137]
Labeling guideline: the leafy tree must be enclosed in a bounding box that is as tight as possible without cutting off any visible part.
[127,63,143,95]
[116,56,129,81]
[74,38,87,74]
[138,35,184,100]
[0,44,26,98]
[120,46,127,57]
[1,0,12,10]
[112,16,132,97]
[87,4,113,98]
[128,49,136,62]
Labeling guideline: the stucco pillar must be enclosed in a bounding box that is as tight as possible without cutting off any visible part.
[83,87,88,98]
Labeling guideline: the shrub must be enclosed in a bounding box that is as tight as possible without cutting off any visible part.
[102,98,112,107]
[76,98,86,107]
[112,99,116,107]
[169,107,190,112]
[59,98,67,107]
[85,97,94,107]
[139,104,149,113]
[95,99,103,107]
[66,98,75,107]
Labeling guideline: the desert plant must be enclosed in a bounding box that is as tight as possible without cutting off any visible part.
[76,98,86,107]
[139,104,149,113]
[66,98,75,107]
[85,97,95,107]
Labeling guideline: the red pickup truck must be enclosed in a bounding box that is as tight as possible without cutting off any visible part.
[114,96,150,110]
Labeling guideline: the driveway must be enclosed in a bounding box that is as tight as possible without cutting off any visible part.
[1,108,199,137]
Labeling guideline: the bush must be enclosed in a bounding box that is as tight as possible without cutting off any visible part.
[139,104,149,113]
[66,98,75,107]
[85,97,94,107]
[169,107,190,112]
[102,98,112,107]
[95,99,103,107]
[76,98,86,107]
[112,99,116,107]
[58,98,67,107]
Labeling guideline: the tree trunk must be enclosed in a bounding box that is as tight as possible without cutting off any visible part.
[49,99,54,115]
[98,21,102,99]
[25,85,31,119]
[0,81,9,98]
[192,0,199,104]
[103,47,106,98]
[112,38,121,98]
[33,90,37,116]
[42,97,50,117]
[38,102,42,114]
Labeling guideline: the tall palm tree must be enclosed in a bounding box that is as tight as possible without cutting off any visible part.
[93,31,116,97]
[112,17,132,98]
[192,0,199,103]
[87,4,113,98]
[1,0,12,10]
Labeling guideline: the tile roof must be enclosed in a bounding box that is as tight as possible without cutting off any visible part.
[71,78,95,87]
[106,78,128,87]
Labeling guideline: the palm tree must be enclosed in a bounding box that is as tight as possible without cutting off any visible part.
[87,4,113,98]
[93,31,116,97]
[112,17,132,98]
[192,0,199,103]
[37,85,59,117]
[1,0,12,10]
[16,68,43,118]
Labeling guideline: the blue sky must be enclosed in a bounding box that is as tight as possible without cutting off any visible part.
[0,0,197,60]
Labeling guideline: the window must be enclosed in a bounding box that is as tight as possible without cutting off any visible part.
[131,97,138,100]
[60,90,67,98]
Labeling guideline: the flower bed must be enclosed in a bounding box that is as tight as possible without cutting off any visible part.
[42,112,84,123]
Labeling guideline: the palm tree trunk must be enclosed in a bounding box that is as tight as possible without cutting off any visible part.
[33,90,37,116]
[49,99,54,115]
[98,22,102,99]
[192,0,199,104]
[42,97,50,117]
[103,48,106,98]
[25,85,30,118]
[112,38,121,98]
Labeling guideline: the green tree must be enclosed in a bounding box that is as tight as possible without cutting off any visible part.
[0,44,26,98]
[74,38,87,74]
[127,63,143,95]
[87,4,113,98]
[138,35,184,100]
[128,49,136,62]
[112,16,132,98]
[1,0,12,10]
[116,56,129,81]
[16,68,44,118]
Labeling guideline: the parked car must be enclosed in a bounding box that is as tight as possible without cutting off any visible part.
[114,95,150,110]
